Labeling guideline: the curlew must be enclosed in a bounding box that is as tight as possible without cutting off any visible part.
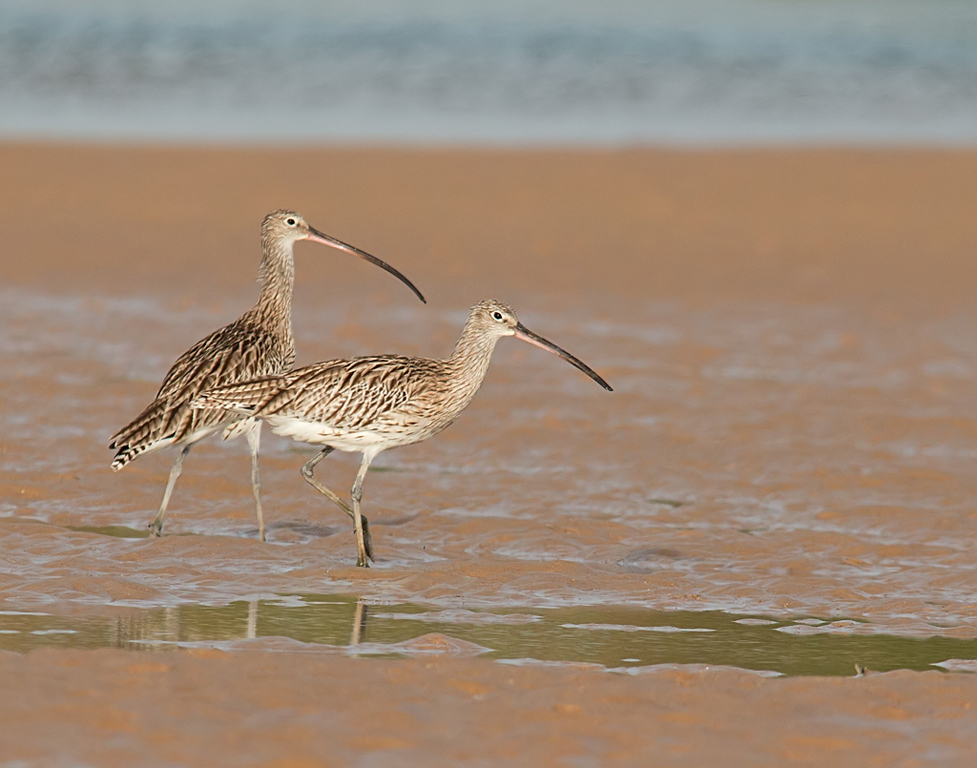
[109,210,425,541]
[193,299,611,566]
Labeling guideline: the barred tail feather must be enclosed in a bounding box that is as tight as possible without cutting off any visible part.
[108,398,175,471]
[110,435,176,471]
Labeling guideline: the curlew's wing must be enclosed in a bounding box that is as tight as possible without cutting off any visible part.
[192,374,291,416]
[154,321,294,402]
[109,321,293,469]
[198,355,441,432]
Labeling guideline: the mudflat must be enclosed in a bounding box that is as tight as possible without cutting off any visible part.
[2,144,977,765]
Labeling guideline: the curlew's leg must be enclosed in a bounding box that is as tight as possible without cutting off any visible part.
[149,444,192,537]
[351,452,377,568]
[300,448,373,561]
[245,421,265,542]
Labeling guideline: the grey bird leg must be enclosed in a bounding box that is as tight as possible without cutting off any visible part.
[245,421,265,541]
[351,453,376,568]
[300,448,373,561]
[149,444,192,537]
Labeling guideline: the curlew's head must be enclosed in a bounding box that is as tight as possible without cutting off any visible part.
[260,210,426,303]
[261,209,318,246]
[468,300,612,391]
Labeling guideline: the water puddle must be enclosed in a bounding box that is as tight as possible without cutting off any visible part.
[2,596,975,677]
[65,525,151,539]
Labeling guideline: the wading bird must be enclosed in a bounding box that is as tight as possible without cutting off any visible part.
[109,210,425,540]
[193,299,611,566]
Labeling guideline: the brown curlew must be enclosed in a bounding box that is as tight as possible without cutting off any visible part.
[108,209,426,541]
[192,299,611,566]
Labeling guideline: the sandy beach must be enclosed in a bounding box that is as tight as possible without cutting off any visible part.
[2,143,977,764]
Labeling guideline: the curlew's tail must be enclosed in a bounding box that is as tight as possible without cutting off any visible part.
[192,376,287,417]
[108,398,179,471]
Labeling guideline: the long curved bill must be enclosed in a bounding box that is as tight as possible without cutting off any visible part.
[307,227,426,304]
[514,322,613,391]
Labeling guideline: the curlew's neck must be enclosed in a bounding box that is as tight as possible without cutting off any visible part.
[442,316,502,408]
[249,235,295,337]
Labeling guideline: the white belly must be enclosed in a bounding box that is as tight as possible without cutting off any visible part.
[264,416,396,453]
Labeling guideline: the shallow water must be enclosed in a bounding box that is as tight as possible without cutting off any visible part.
[2,0,977,143]
[2,285,977,648]
[4,594,977,677]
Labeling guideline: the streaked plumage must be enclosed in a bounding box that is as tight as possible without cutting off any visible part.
[193,299,612,566]
[109,209,426,540]
[110,320,292,469]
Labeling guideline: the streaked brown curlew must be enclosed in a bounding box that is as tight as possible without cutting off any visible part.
[109,209,425,540]
[193,299,611,566]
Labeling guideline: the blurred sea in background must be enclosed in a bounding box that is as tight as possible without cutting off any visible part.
[1,0,976,145]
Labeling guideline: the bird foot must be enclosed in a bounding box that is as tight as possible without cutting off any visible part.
[148,522,163,538]
[361,517,375,562]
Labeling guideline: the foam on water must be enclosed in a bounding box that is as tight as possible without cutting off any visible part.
[1,0,977,144]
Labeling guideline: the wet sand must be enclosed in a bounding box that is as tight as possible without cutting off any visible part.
[2,144,977,763]
[4,649,977,767]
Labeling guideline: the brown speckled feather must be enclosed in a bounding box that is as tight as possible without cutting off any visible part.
[108,320,293,469]
[194,302,532,455]
[284,356,441,427]
[198,355,450,437]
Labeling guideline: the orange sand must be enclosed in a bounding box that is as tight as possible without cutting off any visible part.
[2,144,977,764]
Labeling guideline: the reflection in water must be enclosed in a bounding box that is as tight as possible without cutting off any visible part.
[350,600,367,647]
[2,596,976,678]
[247,600,257,640]
[65,525,151,539]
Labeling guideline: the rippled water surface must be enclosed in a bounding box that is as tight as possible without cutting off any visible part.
[2,0,977,143]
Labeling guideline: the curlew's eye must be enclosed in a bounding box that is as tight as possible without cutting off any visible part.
[492,311,504,321]
[286,218,296,226]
